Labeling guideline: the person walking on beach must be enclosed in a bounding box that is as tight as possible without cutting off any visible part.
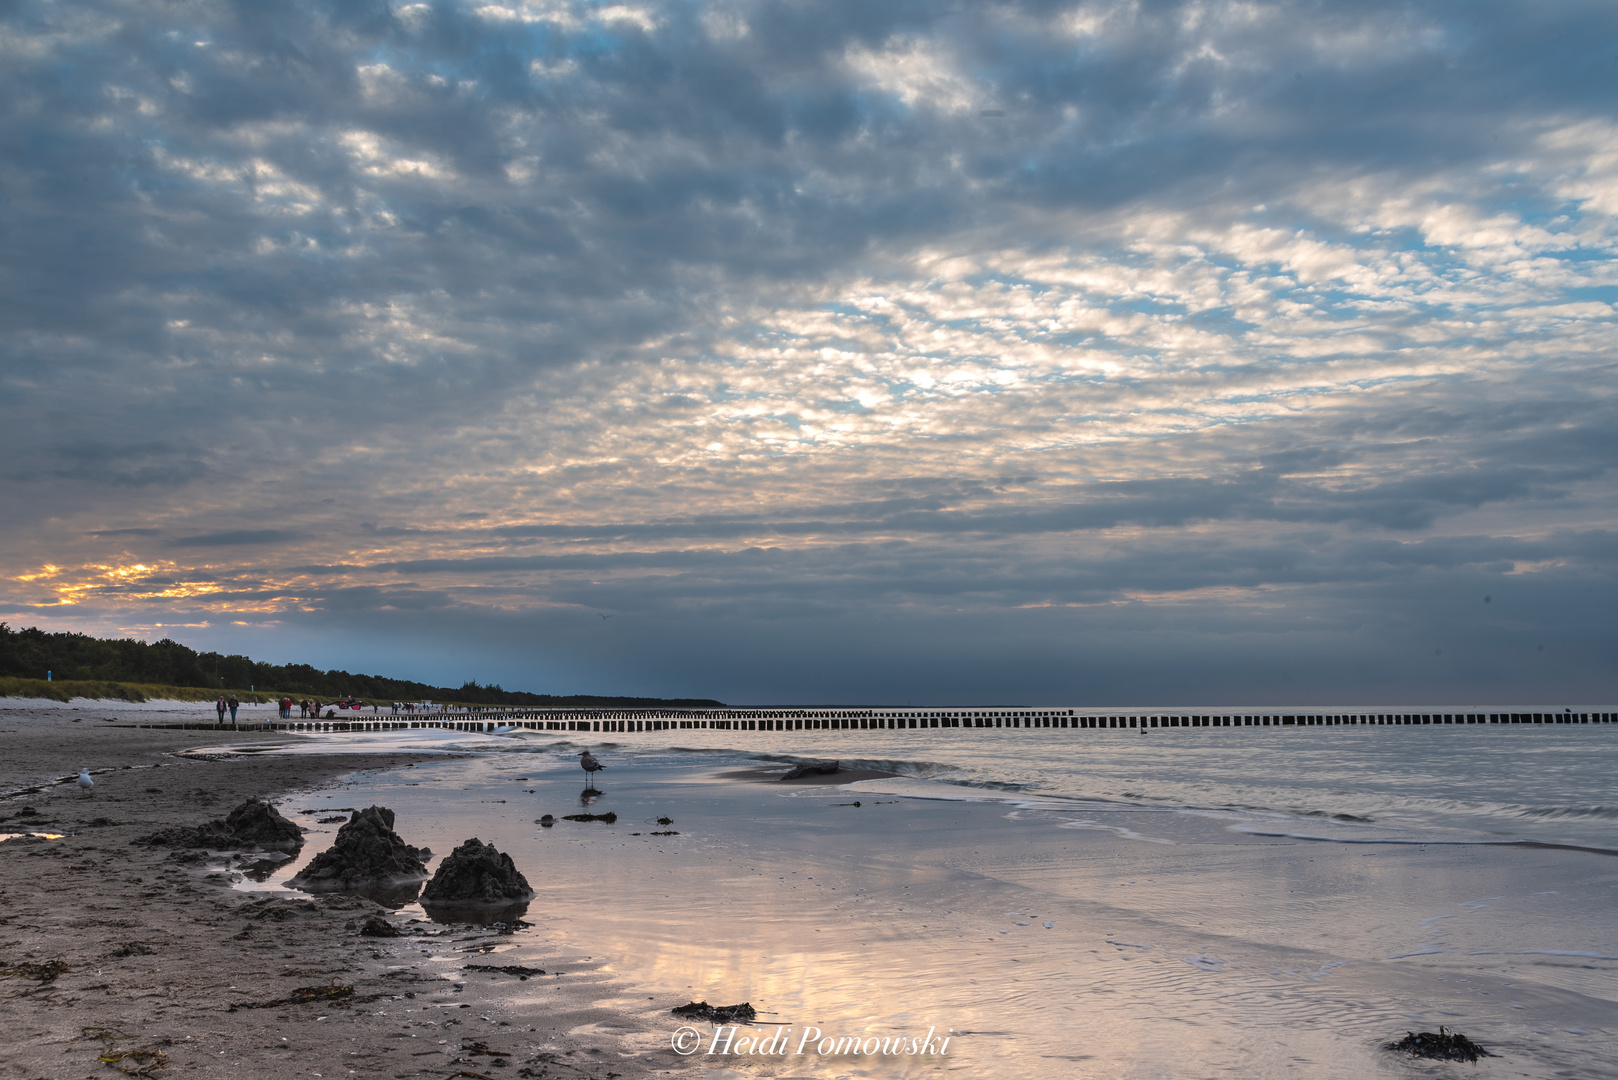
[228,694,239,727]
[215,696,226,725]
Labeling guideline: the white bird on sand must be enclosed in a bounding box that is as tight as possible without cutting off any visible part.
[77,767,94,796]
[579,750,604,783]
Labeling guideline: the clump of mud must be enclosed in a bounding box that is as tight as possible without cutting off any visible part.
[421,838,533,908]
[137,798,304,852]
[288,806,428,892]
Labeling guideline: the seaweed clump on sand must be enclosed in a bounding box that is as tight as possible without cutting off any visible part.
[672,1000,757,1024]
[779,761,839,780]
[1390,1027,1491,1062]
[288,806,429,892]
[421,838,533,908]
[136,797,304,852]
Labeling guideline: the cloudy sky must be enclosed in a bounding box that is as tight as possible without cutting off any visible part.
[3,0,1616,706]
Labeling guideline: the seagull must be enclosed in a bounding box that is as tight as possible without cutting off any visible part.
[77,767,94,796]
[579,750,604,783]
[597,613,612,620]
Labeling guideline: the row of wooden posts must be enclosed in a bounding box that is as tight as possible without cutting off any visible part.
[135,707,1617,735]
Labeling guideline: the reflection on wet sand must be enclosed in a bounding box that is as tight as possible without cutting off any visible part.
[232,749,1617,1079]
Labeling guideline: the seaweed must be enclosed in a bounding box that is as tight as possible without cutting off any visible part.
[288,983,356,1004]
[671,1000,757,1024]
[0,959,68,982]
[460,1040,512,1057]
[231,981,355,1009]
[97,1048,168,1076]
[1390,1027,1491,1062]
[560,812,617,824]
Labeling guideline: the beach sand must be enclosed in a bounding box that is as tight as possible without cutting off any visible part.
[0,703,681,1080]
[6,703,1614,1080]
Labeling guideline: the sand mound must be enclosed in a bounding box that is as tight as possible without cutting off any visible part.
[288,806,429,892]
[136,797,304,852]
[421,837,533,907]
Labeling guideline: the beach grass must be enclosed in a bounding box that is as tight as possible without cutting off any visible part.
[0,675,398,707]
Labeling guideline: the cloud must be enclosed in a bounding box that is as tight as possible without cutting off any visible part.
[1,0,1616,701]
[170,530,302,548]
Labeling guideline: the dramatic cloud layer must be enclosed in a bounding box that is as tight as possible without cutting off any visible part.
[3,0,1615,704]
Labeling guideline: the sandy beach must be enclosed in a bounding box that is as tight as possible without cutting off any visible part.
[5,700,1615,1080]
[0,702,681,1080]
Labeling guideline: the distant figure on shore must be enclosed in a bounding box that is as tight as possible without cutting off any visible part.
[579,750,604,785]
[77,767,93,796]
[228,694,239,726]
[215,697,226,724]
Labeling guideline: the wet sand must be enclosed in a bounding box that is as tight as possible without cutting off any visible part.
[714,763,900,785]
[10,704,1615,1079]
[0,702,682,1080]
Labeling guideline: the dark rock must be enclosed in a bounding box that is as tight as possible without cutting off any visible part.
[671,1000,757,1024]
[421,838,533,907]
[536,815,556,827]
[136,797,304,852]
[779,761,839,780]
[561,812,617,824]
[1390,1027,1490,1062]
[288,806,428,892]
[359,915,402,937]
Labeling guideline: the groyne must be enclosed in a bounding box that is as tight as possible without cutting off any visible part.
[132,707,1616,734]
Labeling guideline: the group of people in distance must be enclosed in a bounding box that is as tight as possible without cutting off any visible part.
[208,695,382,723]
[278,696,371,719]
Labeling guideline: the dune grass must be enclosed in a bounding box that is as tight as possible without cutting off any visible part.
[0,676,361,706]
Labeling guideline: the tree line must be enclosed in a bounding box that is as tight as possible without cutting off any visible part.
[0,623,723,707]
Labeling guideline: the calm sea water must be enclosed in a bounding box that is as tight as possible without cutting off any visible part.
[225,721,1617,1079]
[261,720,1618,848]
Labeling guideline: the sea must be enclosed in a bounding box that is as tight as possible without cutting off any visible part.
[218,717,1618,1079]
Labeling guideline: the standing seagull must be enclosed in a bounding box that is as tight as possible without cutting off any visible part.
[77,767,94,797]
[579,750,605,785]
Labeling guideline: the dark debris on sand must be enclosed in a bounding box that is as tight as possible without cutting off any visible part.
[0,959,70,983]
[561,812,617,823]
[135,797,304,852]
[779,761,839,780]
[672,1000,757,1024]
[464,963,546,978]
[421,837,534,906]
[288,806,429,892]
[358,915,402,937]
[1390,1027,1491,1062]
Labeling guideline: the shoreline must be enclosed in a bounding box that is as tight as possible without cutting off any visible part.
[0,704,682,1080]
